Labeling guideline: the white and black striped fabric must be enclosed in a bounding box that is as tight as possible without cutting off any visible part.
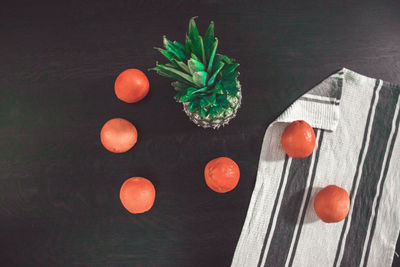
[232,68,400,267]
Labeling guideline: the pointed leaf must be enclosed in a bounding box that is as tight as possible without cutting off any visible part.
[188,58,205,74]
[163,36,186,61]
[165,62,181,70]
[200,98,208,109]
[172,81,190,90]
[192,71,208,87]
[221,63,239,77]
[212,54,223,74]
[192,86,208,95]
[204,21,215,61]
[191,53,200,62]
[173,41,185,50]
[184,34,191,57]
[199,36,206,64]
[229,85,239,96]
[209,106,221,117]
[207,61,224,86]
[174,60,190,73]
[207,93,217,105]
[180,93,193,102]
[222,78,238,96]
[221,55,235,64]
[155,47,176,62]
[212,80,224,94]
[188,102,200,113]
[217,94,230,108]
[177,87,197,102]
[233,70,239,79]
[155,64,194,83]
[150,67,183,83]
[207,38,218,73]
[188,17,203,61]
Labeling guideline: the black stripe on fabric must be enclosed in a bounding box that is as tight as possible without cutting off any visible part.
[300,96,340,105]
[339,82,400,267]
[263,130,319,267]
[256,154,290,267]
[287,130,325,267]
[363,87,400,267]
[333,79,381,267]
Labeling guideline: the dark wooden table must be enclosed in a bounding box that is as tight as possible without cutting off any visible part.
[1,0,399,266]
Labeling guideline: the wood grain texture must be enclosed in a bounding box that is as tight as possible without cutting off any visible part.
[0,0,399,266]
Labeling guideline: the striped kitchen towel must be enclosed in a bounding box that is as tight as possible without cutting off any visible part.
[232,68,400,267]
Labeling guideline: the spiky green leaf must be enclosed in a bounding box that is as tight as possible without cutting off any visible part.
[179,87,198,102]
[229,85,239,96]
[184,35,191,57]
[192,87,208,94]
[221,55,234,64]
[200,98,208,109]
[188,58,205,74]
[207,61,224,86]
[207,93,217,105]
[172,81,190,91]
[188,102,200,112]
[163,36,186,61]
[155,48,176,62]
[188,17,204,62]
[155,64,194,83]
[191,53,200,62]
[220,63,239,77]
[165,62,181,70]
[199,36,206,64]
[180,94,193,102]
[209,107,218,117]
[209,105,224,117]
[173,41,185,50]
[222,79,238,96]
[212,80,224,94]
[204,21,215,61]
[212,54,223,74]
[207,38,218,73]
[192,71,208,87]
[174,60,190,73]
[150,66,188,84]
[217,94,230,108]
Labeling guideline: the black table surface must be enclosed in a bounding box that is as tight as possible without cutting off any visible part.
[1,0,399,266]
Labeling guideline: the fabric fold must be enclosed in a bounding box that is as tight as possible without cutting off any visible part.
[276,68,344,131]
